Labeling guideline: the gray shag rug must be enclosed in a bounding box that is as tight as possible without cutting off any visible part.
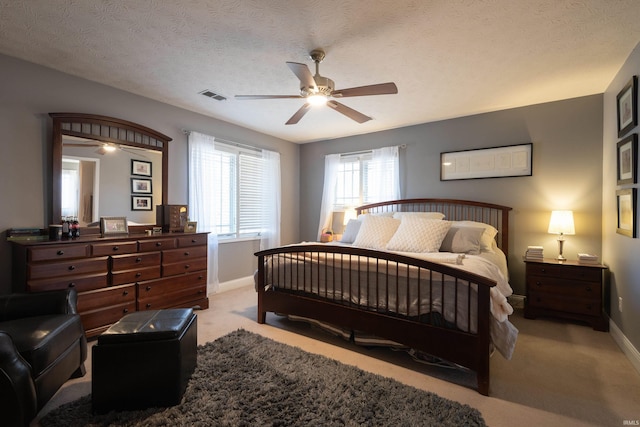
[41,329,486,426]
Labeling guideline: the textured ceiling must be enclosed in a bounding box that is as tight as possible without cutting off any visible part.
[2,0,640,143]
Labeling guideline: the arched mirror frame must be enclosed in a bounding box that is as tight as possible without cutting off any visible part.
[50,113,170,233]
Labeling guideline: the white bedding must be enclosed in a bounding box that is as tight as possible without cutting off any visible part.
[260,241,519,359]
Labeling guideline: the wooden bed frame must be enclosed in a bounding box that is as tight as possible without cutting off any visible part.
[255,198,512,395]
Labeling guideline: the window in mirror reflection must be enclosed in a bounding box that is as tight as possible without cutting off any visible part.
[62,156,98,226]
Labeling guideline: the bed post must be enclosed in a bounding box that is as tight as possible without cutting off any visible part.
[257,253,266,324]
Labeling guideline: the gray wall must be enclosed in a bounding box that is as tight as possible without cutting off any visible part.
[300,95,604,296]
[603,42,640,352]
[0,54,300,295]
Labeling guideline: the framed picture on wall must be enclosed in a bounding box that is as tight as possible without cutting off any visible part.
[131,159,152,177]
[616,188,637,238]
[131,178,153,194]
[617,76,637,138]
[617,134,638,185]
[132,196,153,211]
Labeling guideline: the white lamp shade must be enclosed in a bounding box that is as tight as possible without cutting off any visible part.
[548,210,575,235]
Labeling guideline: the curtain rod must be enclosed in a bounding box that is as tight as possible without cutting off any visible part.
[339,144,407,158]
[182,129,272,154]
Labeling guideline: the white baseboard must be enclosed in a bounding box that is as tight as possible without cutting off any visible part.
[609,319,640,376]
[216,275,254,294]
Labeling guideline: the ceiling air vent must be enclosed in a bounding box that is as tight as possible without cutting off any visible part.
[199,90,227,101]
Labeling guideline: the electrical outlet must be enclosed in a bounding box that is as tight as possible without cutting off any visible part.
[619,297,623,312]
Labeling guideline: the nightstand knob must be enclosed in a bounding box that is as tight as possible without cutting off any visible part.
[586,287,592,292]
[541,268,546,273]
[536,281,541,287]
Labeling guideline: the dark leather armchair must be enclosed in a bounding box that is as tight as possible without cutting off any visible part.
[0,289,87,427]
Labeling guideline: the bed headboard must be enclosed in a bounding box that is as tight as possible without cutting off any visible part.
[356,198,512,256]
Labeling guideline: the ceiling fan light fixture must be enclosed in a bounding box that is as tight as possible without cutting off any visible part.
[103,144,117,153]
[307,94,327,106]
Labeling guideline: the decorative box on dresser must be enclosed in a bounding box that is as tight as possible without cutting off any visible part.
[11,232,209,338]
[524,258,609,331]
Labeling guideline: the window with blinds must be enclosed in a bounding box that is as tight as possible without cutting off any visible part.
[334,152,374,209]
[211,143,264,239]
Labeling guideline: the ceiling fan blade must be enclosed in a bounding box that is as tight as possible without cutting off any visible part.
[63,143,101,147]
[285,103,311,125]
[235,95,303,100]
[327,100,372,124]
[286,62,317,92]
[331,82,398,98]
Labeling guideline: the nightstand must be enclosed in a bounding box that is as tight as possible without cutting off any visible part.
[524,258,609,331]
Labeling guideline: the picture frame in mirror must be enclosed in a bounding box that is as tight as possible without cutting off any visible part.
[100,217,129,237]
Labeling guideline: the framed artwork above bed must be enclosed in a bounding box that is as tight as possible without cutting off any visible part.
[440,143,532,181]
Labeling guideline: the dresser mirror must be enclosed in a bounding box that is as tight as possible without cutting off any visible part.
[51,113,170,231]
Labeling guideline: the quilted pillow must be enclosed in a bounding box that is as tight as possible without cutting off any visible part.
[392,212,445,220]
[453,221,498,253]
[386,217,452,253]
[439,226,485,255]
[339,219,362,244]
[352,215,400,250]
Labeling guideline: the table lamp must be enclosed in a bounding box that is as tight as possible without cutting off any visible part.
[548,210,575,261]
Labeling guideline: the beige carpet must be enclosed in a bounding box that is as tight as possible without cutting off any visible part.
[35,285,640,427]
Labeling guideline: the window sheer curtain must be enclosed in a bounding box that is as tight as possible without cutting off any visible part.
[260,149,281,250]
[317,147,400,241]
[317,154,341,240]
[188,131,220,294]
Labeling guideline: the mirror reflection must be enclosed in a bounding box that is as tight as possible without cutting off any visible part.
[62,136,162,226]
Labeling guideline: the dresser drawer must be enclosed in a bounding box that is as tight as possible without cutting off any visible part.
[92,241,138,256]
[28,257,108,280]
[162,245,207,263]
[526,275,601,298]
[138,238,176,252]
[27,273,108,293]
[528,291,601,316]
[138,283,207,311]
[162,258,208,276]
[77,284,135,312]
[28,244,90,262]
[137,271,207,300]
[526,263,602,282]
[177,234,207,247]
[111,266,161,286]
[80,302,136,334]
[111,252,161,271]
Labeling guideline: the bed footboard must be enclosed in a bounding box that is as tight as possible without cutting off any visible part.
[255,244,495,395]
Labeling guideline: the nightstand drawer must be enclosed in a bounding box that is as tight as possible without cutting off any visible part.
[528,292,601,316]
[526,263,601,282]
[526,275,601,298]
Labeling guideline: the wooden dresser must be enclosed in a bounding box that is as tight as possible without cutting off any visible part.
[524,258,609,331]
[11,232,209,338]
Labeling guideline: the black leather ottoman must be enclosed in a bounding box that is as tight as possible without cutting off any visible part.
[91,309,197,413]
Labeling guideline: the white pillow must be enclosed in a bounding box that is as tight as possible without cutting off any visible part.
[453,221,498,253]
[439,226,484,255]
[386,217,452,253]
[357,212,395,221]
[352,215,400,250]
[339,219,361,244]
[392,212,445,220]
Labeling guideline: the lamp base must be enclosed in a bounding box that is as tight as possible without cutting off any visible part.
[557,237,566,261]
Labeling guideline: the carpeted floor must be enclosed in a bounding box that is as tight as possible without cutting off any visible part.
[40,329,485,427]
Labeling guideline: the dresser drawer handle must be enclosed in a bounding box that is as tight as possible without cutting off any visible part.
[146,303,151,308]
[57,250,64,256]
[135,272,142,277]
[155,242,162,247]
[123,290,129,296]
[68,265,75,271]
[136,257,142,263]
[185,264,190,269]
[123,308,129,314]
[536,282,541,287]
[184,251,190,256]
[112,246,119,251]
[586,287,592,292]
[198,275,204,280]
[540,268,546,273]
[191,239,197,243]
[146,286,152,291]
[68,282,76,288]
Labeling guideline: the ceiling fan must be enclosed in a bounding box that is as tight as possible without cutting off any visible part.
[235,49,398,125]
